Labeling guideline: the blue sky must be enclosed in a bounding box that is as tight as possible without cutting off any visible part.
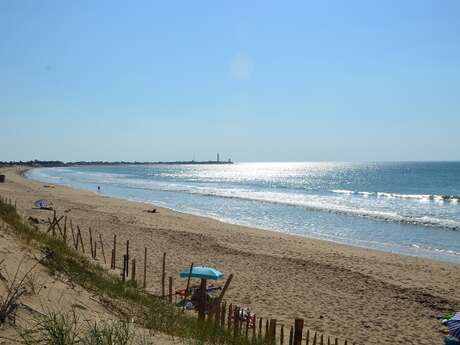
[1,0,459,162]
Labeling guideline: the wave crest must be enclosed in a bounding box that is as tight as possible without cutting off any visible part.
[331,189,460,202]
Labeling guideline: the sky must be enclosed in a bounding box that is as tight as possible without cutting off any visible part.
[1,0,459,162]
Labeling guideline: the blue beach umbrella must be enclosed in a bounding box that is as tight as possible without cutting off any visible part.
[447,313,460,339]
[179,266,224,280]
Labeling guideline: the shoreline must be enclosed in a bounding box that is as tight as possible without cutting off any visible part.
[2,166,460,344]
[25,166,460,264]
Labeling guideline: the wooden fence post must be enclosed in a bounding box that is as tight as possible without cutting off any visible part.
[77,225,85,253]
[280,324,284,345]
[56,218,64,239]
[89,227,94,258]
[143,247,147,289]
[272,320,277,342]
[168,276,173,303]
[214,302,221,327]
[233,306,239,337]
[245,313,250,336]
[161,252,166,297]
[227,304,233,329]
[258,317,263,339]
[289,326,293,345]
[122,255,126,283]
[185,262,194,297]
[306,330,310,345]
[220,302,226,328]
[207,304,214,323]
[63,216,67,244]
[70,220,76,249]
[50,215,56,237]
[293,319,303,345]
[126,240,129,276]
[99,234,106,264]
[112,234,117,269]
[54,215,65,239]
[265,319,269,340]
[111,249,115,269]
[313,332,317,345]
[74,223,79,250]
[216,273,233,304]
[198,278,207,321]
[94,241,97,259]
[320,334,324,345]
[131,259,136,283]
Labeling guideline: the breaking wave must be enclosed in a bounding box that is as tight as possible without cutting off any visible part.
[27,167,460,232]
[331,189,460,203]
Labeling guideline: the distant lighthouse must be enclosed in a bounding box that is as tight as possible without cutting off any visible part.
[217,153,220,163]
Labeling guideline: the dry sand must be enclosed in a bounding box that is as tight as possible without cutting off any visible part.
[0,217,111,343]
[0,216,181,345]
[1,167,459,344]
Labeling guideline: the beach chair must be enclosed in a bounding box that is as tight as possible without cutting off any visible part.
[229,307,256,328]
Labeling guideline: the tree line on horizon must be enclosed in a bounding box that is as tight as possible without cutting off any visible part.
[0,159,233,167]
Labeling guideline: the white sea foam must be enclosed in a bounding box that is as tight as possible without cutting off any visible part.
[27,167,460,231]
[331,189,354,195]
[90,179,460,230]
[330,189,460,203]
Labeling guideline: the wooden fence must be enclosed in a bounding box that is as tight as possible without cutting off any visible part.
[0,195,358,345]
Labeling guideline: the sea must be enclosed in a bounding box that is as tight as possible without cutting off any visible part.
[26,162,460,263]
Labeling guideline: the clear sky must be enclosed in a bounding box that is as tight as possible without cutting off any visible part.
[1,0,459,162]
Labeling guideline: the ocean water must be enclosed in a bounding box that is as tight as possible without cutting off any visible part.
[27,162,460,263]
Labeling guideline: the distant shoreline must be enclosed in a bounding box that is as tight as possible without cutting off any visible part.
[0,160,234,168]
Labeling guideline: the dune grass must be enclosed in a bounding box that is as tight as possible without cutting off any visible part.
[21,310,141,345]
[0,200,266,345]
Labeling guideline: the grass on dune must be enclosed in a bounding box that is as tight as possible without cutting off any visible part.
[0,200,266,345]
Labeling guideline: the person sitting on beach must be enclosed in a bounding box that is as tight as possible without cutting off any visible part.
[190,287,211,307]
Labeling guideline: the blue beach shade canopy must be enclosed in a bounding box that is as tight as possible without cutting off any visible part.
[179,266,224,280]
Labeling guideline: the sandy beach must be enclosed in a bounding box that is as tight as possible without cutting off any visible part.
[1,167,459,344]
